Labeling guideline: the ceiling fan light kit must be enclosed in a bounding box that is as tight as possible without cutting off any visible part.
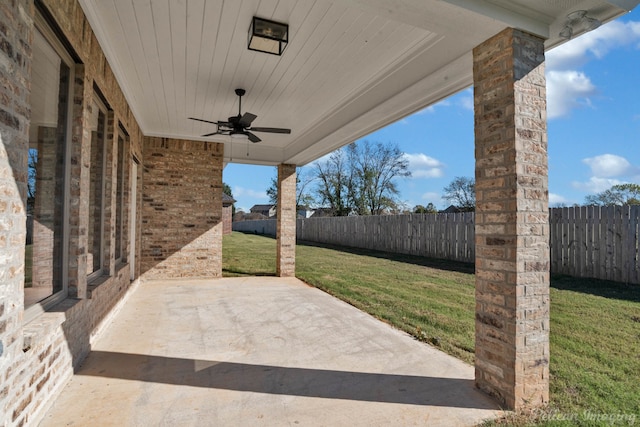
[230,132,249,140]
[248,17,288,56]
[188,88,291,143]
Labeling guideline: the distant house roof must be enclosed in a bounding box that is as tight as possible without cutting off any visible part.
[310,207,334,218]
[250,204,275,212]
[440,205,461,213]
[222,193,236,205]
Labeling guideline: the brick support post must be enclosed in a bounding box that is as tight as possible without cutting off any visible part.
[473,28,549,410]
[276,164,296,277]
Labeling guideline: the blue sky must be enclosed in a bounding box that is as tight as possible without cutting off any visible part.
[225,9,640,212]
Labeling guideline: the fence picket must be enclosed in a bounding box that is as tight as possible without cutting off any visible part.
[596,205,605,280]
[585,206,594,278]
[577,206,586,278]
[614,206,623,283]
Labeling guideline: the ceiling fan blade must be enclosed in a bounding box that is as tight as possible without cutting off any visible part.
[250,127,291,134]
[238,112,257,127]
[189,117,220,125]
[246,132,261,143]
[202,131,224,137]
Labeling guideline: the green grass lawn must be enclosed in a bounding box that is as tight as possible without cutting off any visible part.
[223,232,640,425]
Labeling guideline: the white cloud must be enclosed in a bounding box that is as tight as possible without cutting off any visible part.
[415,106,435,115]
[233,186,268,200]
[414,99,452,116]
[545,20,640,119]
[572,176,625,193]
[582,154,634,177]
[549,193,570,206]
[546,70,596,118]
[571,154,640,194]
[459,94,474,111]
[403,153,445,178]
[547,20,640,70]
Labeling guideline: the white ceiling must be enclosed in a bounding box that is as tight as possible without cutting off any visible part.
[78,0,637,166]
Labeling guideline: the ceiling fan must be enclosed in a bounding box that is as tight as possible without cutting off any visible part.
[189,88,291,143]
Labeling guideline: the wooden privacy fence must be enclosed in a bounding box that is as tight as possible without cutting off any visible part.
[297,213,476,263]
[233,205,640,284]
[550,205,639,284]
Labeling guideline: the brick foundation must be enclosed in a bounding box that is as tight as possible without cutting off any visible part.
[473,28,549,410]
[276,164,297,277]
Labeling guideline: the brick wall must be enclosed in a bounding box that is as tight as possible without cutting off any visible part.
[0,0,33,425]
[0,0,147,425]
[141,137,224,279]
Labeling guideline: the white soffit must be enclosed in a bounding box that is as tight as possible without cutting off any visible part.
[78,0,638,166]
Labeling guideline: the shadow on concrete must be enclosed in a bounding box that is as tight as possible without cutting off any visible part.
[297,240,475,275]
[81,350,495,409]
[551,274,640,303]
[221,268,276,277]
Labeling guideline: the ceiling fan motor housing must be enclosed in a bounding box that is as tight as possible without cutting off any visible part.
[188,88,291,142]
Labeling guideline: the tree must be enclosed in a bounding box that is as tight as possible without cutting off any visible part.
[312,140,411,216]
[314,148,354,216]
[349,141,411,215]
[584,183,640,206]
[442,176,475,211]
[223,182,233,198]
[414,203,438,214]
[266,167,315,210]
[223,182,236,216]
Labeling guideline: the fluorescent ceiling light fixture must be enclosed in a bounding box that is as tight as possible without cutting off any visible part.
[248,17,288,56]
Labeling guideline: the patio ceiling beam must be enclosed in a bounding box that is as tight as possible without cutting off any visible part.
[342,0,550,39]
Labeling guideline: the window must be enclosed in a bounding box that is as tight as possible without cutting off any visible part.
[114,130,127,262]
[87,97,108,278]
[25,18,74,311]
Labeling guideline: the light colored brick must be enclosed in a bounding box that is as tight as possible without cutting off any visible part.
[473,28,549,411]
[140,137,224,280]
[276,164,296,277]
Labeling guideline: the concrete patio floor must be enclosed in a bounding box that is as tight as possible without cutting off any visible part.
[40,277,503,426]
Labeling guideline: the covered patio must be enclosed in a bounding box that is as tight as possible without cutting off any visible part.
[41,277,501,426]
[1,0,639,425]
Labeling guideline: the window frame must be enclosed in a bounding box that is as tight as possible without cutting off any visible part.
[87,96,109,281]
[25,13,75,322]
[114,125,129,265]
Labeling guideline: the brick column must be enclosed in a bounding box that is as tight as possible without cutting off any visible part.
[276,164,296,277]
[473,28,549,410]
